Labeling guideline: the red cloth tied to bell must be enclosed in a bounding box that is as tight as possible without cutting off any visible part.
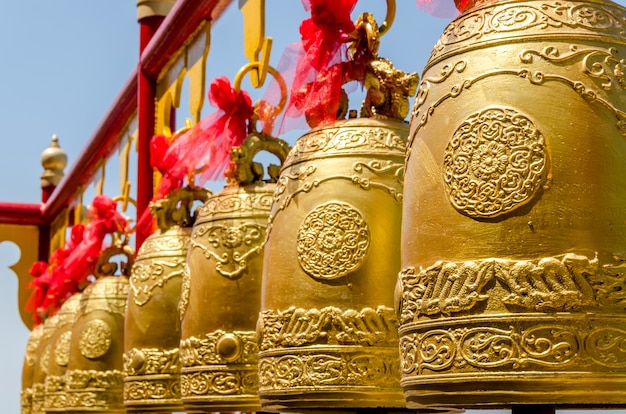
[26,224,86,324]
[61,196,129,285]
[137,77,255,237]
[163,76,254,187]
[27,196,128,323]
[282,0,358,129]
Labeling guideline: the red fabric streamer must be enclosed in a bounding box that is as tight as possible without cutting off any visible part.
[164,76,254,186]
[26,197,128,324]
[25,224,86,324]
[25,261,51,325]
[58,195,129,296]
[282,0,358,129]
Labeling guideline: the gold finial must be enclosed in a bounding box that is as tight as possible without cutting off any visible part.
[40,134,68,188]
[136,0,176,20]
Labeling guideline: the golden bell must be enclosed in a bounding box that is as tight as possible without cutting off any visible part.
[30,314,59,414]
[124,187,208,412]
[399,0,626,408]
[21,323,44,414]
[180,132,290,413]
[44,292,82,411]
[65,244,133,413]
[259,115,410,411]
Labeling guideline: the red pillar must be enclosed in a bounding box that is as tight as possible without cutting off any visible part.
[136,16,163,248]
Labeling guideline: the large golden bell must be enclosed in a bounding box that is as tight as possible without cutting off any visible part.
[44,292,82,411]
[21,323,44,414]
[30,314,59,414]
[65,273,130,412]
[259,117,408,411]
[180,133,289,413]
[124,188,208,412]
[400,0,626,408]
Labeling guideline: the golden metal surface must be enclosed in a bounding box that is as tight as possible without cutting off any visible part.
[401,0,626,408]
[260,117,408,411]
[136,0,176,20]
[21,324,44,414]
[239,0,267,87]
[0,223,39,328]
[65,276,130,413]
[44,292,82,412]
[124,188,208,412]
[30,314,59,414]
[40,134,67,188]
[180,133,289,412]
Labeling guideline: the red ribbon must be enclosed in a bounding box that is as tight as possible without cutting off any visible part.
[284,0,358,129]
[26,195,129,323]
[161,76,254,186]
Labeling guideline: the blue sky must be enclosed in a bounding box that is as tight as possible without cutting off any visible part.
[1,0,626,413]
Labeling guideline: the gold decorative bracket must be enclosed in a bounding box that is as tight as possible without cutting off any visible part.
[239,0,270,87]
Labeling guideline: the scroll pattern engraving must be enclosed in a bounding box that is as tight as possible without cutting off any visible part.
[130,259,185,306]
[54,330,72,367]
[258,350,400,389]
[24,325,44,367]
[179,263,191,320]
[199,192,273,217]
[180,369,258,397]
[124,377,181,402]
[79,320,112,359]
[180,330,258,367]
[39,344,51,374]
[400,322,626,375]
[410,68,626,159]
[285,126,406,166]
[429,1,626,61]
[590,254,626,310]
[137,235,188,257]
[190,223,265,279]
[44,374,67,410]
[80,278,129,317]
[65,369,124,411]
[123,347,180,375]
[399,253,605,322]
[443,108,548,218]
[520,45,626,91]
[297,202,370,280]
[259,306,398,351]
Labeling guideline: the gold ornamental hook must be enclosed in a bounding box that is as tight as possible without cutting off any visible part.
[378,0,396,36]
[234,63,288,119]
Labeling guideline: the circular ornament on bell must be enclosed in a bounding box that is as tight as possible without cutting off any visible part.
[65,244,133,413]
[21,323,44,414]
[400,0,626,408]
[30,314,59,414]
[259,116,408,411]
[180,132,290,413]
[43,292,82,412]
[124,187,208,412]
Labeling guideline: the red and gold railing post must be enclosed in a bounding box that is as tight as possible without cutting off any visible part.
[136,0,175,247]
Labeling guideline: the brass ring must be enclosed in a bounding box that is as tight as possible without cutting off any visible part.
[378,0,396,36]
[234,63,288,118]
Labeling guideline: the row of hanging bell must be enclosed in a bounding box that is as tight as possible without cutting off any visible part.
[124,186,208,412]
[398,0,626,409]
[21,239,134,414]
